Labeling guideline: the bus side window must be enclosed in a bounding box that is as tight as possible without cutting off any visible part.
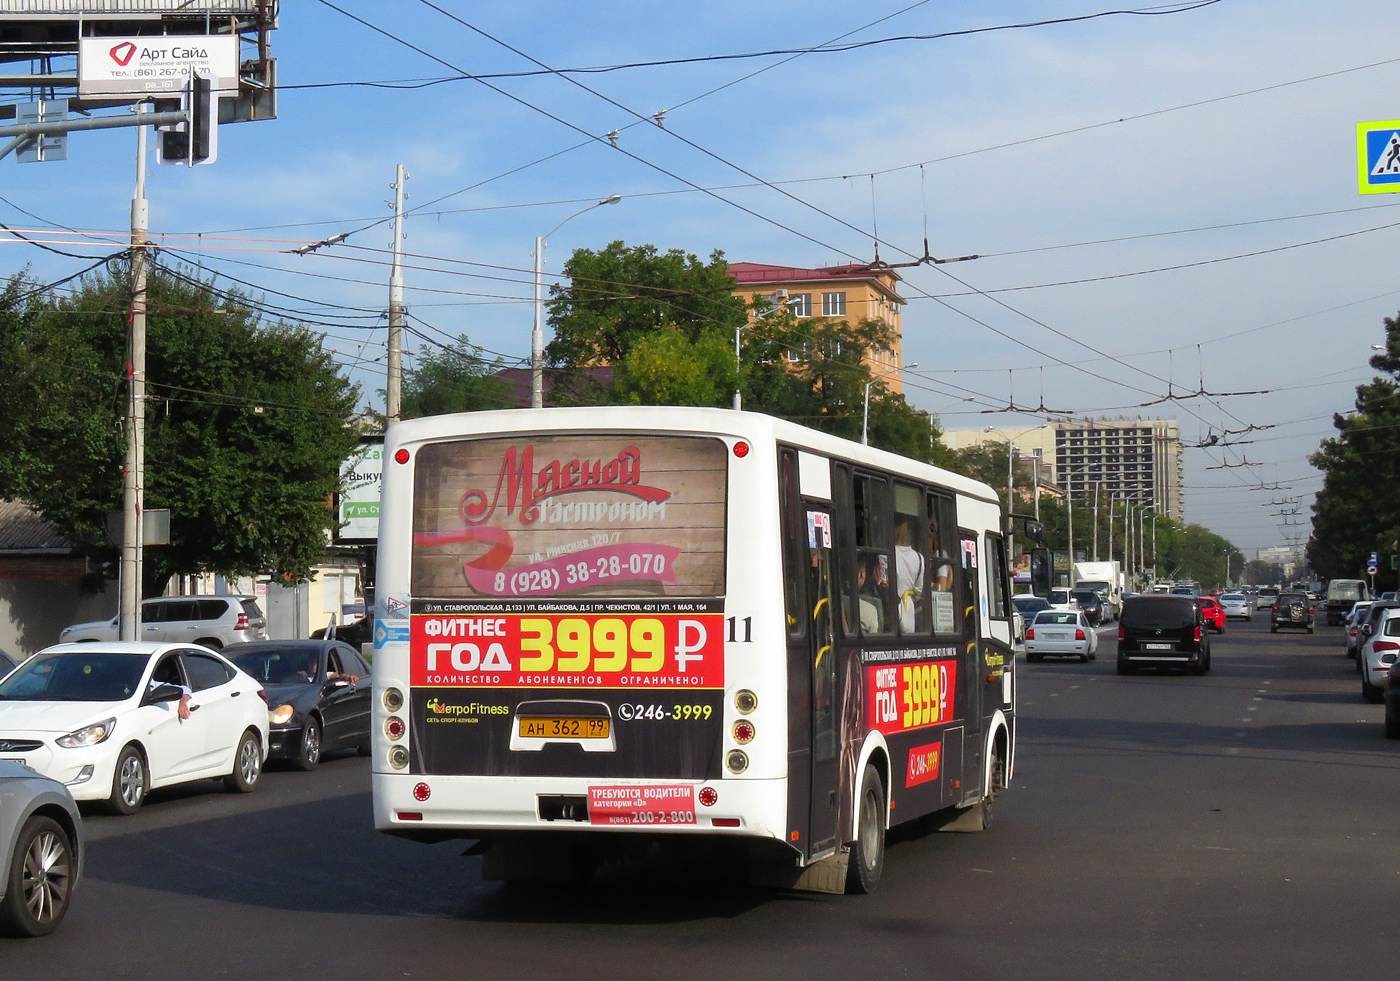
[853,473,894,636]
[779,448,807,641]
[833,464,858,639]
[894,482,929,636]
[928,492,958,635]
[986,534,1010,620]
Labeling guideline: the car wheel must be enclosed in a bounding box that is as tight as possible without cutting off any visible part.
[106,744,147,816]
[293,718,321,772]
[1117,658,1134,676]
[1386,709,1400,739]
[1026,652,1041,663]
[0,816,75,938]
[1362,677,1384,704]
[1270,625,1277,634]
[845,764,886,894]
[356,743,372,757]
[1307,626,1314,634]
[223,729,263,793]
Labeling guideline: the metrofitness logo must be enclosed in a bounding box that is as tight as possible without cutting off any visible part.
[108,42,137,67]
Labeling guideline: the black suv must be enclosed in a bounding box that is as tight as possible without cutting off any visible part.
[1270,592,1314,634]
[1116,595,1211,676]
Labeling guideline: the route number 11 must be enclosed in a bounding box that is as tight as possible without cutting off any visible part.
[726,616,752,643]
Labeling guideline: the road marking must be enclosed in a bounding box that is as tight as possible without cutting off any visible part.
[1253,696,1263,702]
[1247,706,1258,712]
[1070,685,1081,690]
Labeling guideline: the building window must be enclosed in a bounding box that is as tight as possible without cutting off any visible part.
[822,292,847,317]
[788,293,812,318]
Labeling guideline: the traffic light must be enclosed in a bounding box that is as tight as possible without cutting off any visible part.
[157,73,218,166]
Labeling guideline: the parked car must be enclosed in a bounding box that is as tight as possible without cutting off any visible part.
[1256,586,1280,610]
[0,643,269,814]
[1383,658,1400,738]
[1197,596,1226,633]
[1115,595,1210,675]
[0,761,83,937]
[1071,590,1106,627]
[1218,593,1253,621]
[1358,608,1400,704]
[1270,592,1314,634]
[59,596,268,650]
[1345,601,1376,658]
[1025,610,1097,663]
[311,611,374,649]
[224,640,372,770]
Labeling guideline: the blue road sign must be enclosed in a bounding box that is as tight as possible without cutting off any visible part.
[1358,121,1400,194]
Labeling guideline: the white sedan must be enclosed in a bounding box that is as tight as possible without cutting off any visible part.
[1219,593,1253,621]
[1025,610,1098,663]
[0,643,269,815]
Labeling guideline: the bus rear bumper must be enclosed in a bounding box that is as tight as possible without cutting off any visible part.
[374,774,787,842]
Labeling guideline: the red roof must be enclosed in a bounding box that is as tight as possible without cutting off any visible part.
[728,261,902,286]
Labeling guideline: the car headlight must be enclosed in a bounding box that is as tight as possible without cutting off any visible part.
[56,717,117,749]
[269,704,296,726]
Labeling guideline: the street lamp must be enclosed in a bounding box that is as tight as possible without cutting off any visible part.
[863,362,917,445]
[531,194,622,409]
[984,424,1045,511]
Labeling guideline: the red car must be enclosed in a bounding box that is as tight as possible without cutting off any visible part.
[1198,597,1226,633]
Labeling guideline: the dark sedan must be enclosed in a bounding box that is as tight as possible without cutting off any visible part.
[224,641,372,770]
[1071,590,1106,627]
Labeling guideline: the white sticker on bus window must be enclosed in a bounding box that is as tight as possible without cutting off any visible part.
[962,540,977,568]
[807,511,831,549]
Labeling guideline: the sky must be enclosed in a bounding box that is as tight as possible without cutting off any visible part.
[3,0,1399,556]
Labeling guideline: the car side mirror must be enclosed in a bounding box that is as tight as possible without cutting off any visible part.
[143,683,183,705]
[1363,623,1375,636]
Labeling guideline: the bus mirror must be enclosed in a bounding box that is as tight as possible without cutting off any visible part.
[1029,548,1052,598]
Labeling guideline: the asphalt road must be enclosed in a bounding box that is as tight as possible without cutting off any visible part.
[8,615,1399,980]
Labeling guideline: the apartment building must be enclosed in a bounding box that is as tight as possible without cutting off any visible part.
[729,262,906,393]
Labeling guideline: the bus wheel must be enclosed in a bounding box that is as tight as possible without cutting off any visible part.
[845,765,885,895]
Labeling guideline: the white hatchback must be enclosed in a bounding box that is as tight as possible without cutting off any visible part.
[0,643,269,814]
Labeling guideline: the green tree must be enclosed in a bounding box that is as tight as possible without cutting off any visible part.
[401,335,511,418]
[0,264,361,596]
[611,325,738,406]
[1308,311,1400,584]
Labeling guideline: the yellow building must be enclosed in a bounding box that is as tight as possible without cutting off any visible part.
[729,262,906,394]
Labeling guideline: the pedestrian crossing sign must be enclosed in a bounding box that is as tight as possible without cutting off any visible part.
[1358,120,1400,194]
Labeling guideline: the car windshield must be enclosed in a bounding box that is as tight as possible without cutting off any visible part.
[1034,612,1079,625]
[0,651,147,701]
[1121,599,1195,628]
[227,647,320,685]
[1278,593,1308,605]
[1012,596,1048,612]
[1072,592,1099,604]
[1329,582,1363,601]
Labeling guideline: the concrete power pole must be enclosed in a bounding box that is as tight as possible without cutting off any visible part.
[386,164,407,424]
[119,107,149,642]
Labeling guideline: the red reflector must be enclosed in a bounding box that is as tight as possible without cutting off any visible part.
[394,448,410,464]
[1194,626,1202,643]
[1117,626,1126,642]
[733,441,749,458]
[698,787,718,807]
[397,812,423,821]
[712,818,741,827]
[413,782,431,801]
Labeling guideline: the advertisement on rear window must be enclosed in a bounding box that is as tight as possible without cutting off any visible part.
[408,436,729,778]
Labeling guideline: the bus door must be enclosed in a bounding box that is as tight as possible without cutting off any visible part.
[958,529,985,803]
[804,505,840,858]
[778,449,839,860]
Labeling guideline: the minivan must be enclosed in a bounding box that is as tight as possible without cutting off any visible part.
[1116,595,1210,676]
[59,596,268,650]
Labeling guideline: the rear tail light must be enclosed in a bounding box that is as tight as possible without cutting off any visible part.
[235,612,250,631]
[1194,626,1202,643]
[1025,628,1035,640]
[1117,626,1126,642]
[1076,629,1086,641]
[732,720,755,744]
[385,717,405,740]
[1373,641,1400,653]
[255,688,269,706]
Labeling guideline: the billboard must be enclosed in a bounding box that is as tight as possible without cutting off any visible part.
[337,442,383,543]
[78,35,239,98]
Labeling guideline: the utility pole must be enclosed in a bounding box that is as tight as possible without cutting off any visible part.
[386,163,407,425]
[1107,493,1115,567]
[1092,483,1100,561]
[119,105,149,642]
